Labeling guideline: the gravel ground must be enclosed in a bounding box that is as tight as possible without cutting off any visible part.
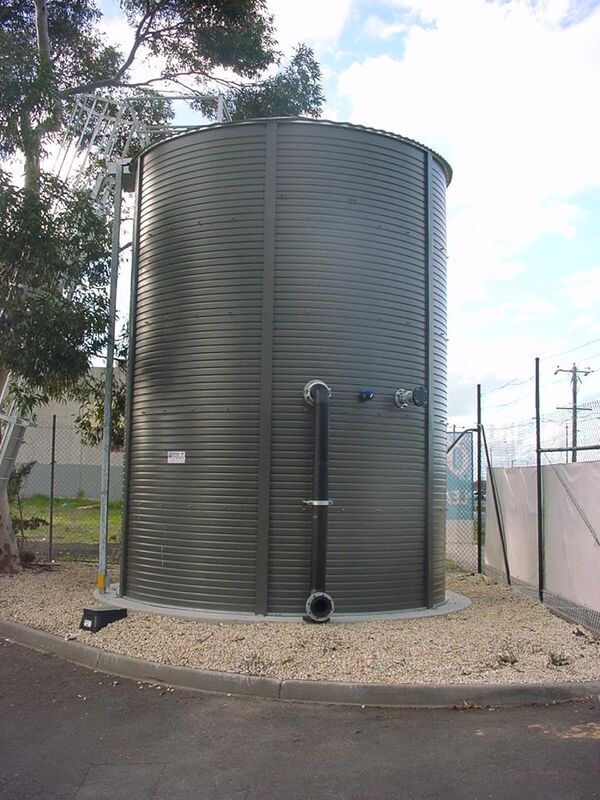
[1,563,599,685]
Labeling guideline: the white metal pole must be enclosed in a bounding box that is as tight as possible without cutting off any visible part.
[98,161,123,593]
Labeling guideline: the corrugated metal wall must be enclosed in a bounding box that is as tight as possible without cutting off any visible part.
[123,126,266,610]
[122,119,450,615]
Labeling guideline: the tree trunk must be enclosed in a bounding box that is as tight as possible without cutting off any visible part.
[0,370,22,574]
[0,0,58,573]
[23,0,61,195]
[22,131,41,193]
[33,0,51,58]
[0,486,21,575]
[0,0,62,573]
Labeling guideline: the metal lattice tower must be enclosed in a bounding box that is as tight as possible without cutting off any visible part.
[51,91,229,210]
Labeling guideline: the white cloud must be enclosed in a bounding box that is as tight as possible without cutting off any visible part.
[559,266,600,310]
[567,314,600,336]
[337,1,600,418]
[267,0,353,55]
[338,2,600,229]
[364,15,407,38]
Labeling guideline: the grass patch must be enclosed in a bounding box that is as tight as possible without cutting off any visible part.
[11,495,122,545]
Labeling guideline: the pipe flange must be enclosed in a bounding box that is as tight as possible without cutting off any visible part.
[303,379,331,406]
[394,386,428,409]
[305,591,335,623]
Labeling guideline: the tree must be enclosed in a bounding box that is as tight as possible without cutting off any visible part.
[75,326,128,450]
[0,170,111,409]
[194,43,324,121]
[0,167,112,574]
[0,1,325,573]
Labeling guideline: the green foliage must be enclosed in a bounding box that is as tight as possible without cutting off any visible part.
[0,1,122,160]
[229,45,324,120]
[7,460,36,505]
[121,0,278,81]
[0,169,111,412]
[192,44,324,122]
[75,374,127,449]
[8,460,47,538]
[13,494,122,545]
[74,327,128,449]
[12,514,48,533]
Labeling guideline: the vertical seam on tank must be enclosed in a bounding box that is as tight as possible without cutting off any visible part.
[255,121,277,614]
[425,151,435,608]
[120,155,143,596]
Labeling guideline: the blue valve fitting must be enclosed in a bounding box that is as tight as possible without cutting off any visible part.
[358,387,375,402]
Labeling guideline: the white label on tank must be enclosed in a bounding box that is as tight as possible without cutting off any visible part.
[167,450,186,464]
[83,619,92,628]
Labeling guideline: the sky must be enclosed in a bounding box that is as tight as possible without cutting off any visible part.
[97,0,600,431]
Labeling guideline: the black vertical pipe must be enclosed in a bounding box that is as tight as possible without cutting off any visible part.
[571,362,578,463]
[310,383,330,595]
[535,357,544,602]
[476,384,483,574]
[304,381,334,623]
[48,413,56,562]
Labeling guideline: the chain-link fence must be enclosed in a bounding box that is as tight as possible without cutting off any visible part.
[11,416,124,553]
[459,357,600,632]
[446,429,478,572]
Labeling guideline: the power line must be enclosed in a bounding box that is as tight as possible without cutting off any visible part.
[482,376,533,395]
[482,337,600,399]
[543,336,600,360]
[483,376,567,409]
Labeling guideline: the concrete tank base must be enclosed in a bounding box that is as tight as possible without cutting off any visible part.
[94,587,471,624]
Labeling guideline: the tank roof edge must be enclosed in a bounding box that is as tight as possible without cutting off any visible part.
[137,116,452,186]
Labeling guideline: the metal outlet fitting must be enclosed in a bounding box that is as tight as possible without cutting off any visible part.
[303,379,331,406]
[394,386,428,409]
[305,591,335,623]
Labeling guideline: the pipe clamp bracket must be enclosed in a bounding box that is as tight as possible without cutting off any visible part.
[303,379,331,406]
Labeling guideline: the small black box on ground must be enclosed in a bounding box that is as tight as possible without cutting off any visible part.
[80,607,127,633]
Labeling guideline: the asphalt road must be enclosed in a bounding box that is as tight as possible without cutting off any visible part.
[1,639,599,800]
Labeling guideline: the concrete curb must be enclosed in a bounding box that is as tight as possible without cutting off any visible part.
[2,619,600,709]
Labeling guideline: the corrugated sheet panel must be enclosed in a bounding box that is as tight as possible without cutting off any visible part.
[123,119,449,615]
[269,123,432,613]
[123,125,266,610]
[430,160,448,604]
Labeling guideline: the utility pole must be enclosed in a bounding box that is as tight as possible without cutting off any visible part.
[555,362,592,462]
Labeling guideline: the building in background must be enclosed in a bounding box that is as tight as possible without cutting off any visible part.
[16,368,124,501]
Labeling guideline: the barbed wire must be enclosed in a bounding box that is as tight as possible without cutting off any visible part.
[543,336,600,360]
[484,400,600,469]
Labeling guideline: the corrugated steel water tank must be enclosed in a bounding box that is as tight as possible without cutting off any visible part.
[121,118,451,616]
